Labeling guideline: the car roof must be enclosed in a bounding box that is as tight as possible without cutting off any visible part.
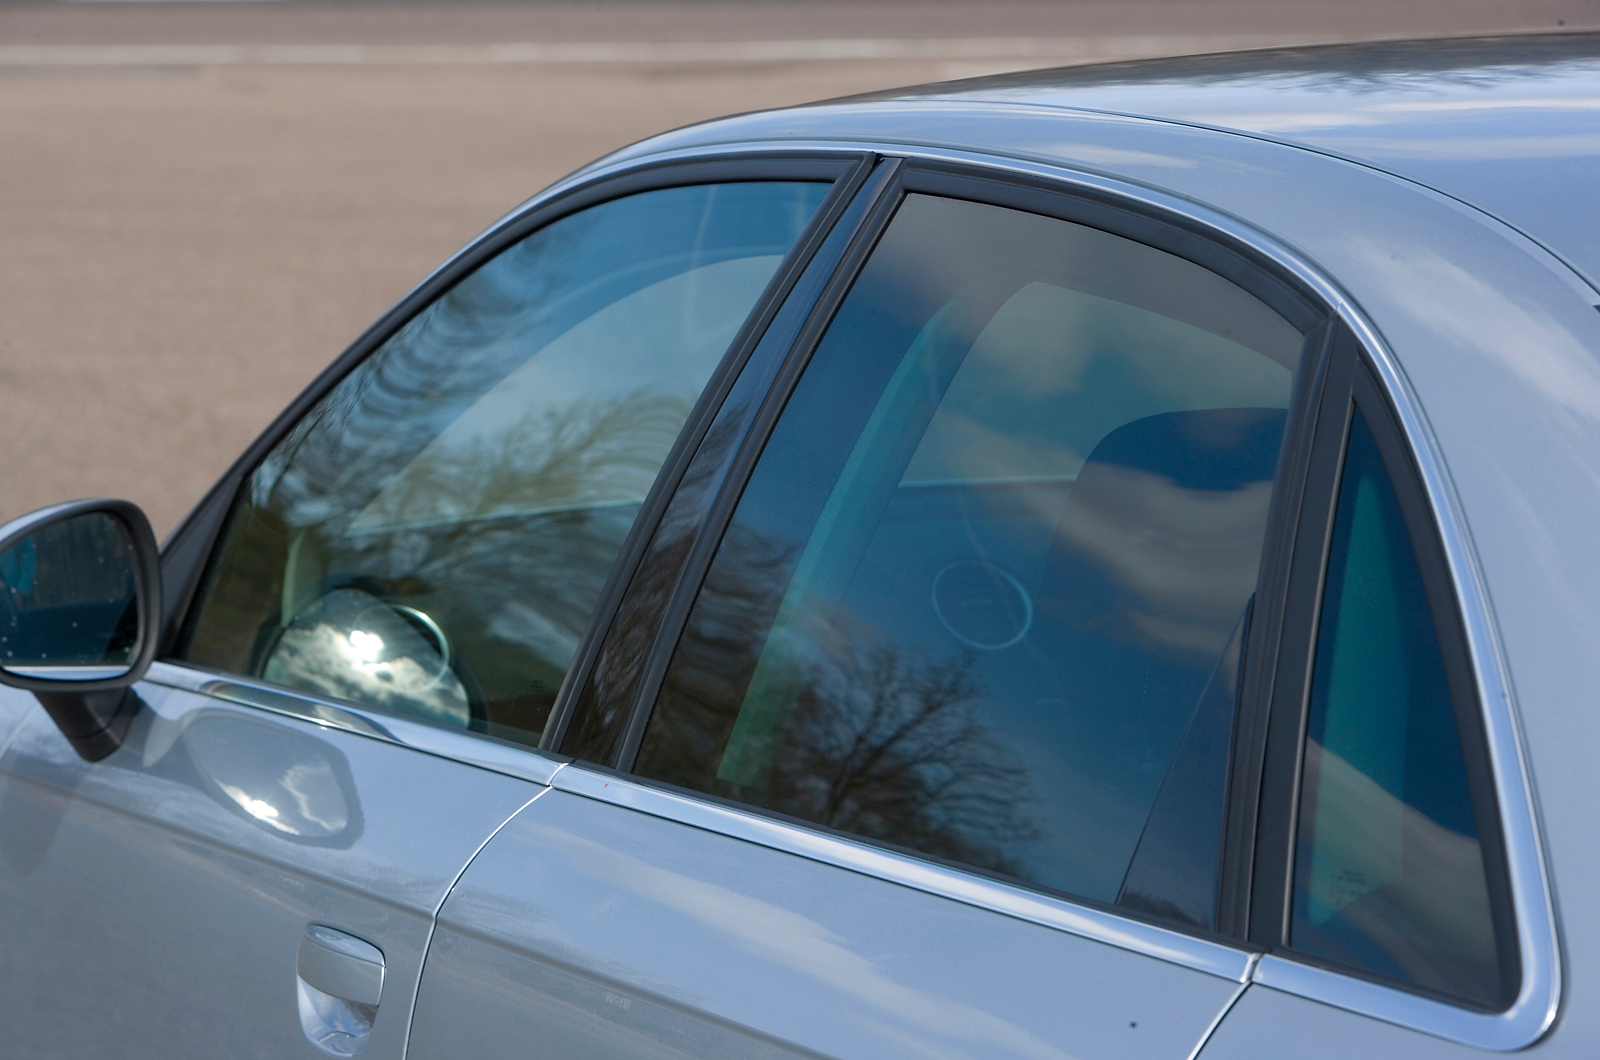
[840,33,1600,289]
[603,33,1600,291]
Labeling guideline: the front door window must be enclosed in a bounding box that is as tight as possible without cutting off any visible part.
[181,181,831,745]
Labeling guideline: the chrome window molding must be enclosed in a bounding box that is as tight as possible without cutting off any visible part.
[1325,291,1561,1055]
[141,660,567,788]
[558,138,1560,1048]
[553,763,1255,983]
[1251,956,1545,1052]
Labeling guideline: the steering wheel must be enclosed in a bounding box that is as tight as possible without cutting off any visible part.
[260,587,482,729]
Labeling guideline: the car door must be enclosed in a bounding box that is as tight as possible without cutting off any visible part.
[407,161,1328,1059]
[0,161,855,1059]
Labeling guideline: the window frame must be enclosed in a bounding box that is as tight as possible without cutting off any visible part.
[570,155,1332,934]
[157,152,873,747]
[1248,328,1522,1009]
[586,160,1327,775]
[550,156,910,762]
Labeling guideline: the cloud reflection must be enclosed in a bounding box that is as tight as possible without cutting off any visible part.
[183,712,362,847]
[1054,467,1274,659]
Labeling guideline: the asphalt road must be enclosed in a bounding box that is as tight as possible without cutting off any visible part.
[2,0,1595,536]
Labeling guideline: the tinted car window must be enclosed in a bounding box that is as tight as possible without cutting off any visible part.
[182,181,830,745]
[1291,405,1507,1007]
[635,193,1304,925]
[0,513,139,673]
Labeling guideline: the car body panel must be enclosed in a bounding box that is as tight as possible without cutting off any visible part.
[1199,984,1513,1060]
[0,687,36,760]
[0,667,544,1058]
[411,777,1243,1060]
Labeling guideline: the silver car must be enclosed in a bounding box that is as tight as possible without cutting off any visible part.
[0,32,1594,1059]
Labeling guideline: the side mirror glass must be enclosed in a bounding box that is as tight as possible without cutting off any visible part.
[0,499,162,760]
[1,510,141,681]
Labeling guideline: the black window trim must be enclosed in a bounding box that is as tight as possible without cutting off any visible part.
[581,154,1335,945]
[560,157,915,765]
[537,155,878,751]
[1248,324,1523,1013]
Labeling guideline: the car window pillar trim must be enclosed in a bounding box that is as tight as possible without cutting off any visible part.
[538,153,879,752]
[1217,318,1339,939]
[605,156,908,770]
[1247,319,1558,1048]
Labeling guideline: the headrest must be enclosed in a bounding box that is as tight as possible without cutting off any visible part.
[1040,407,1287,660]
[1075,407,1287,495]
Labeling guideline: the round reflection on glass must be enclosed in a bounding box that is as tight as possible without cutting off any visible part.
[931,559,1034,651]
[263,588,471,728]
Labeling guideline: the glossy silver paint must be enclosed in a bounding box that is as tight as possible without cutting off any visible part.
[145,661,566,789]
[550,765,1254,982]
[1202,983,1518,1060]
[413,776,1244,1060]
[299,926,386,1009]
[911,35,1600,291]
[0,668,544,1058]
[298,926,387,1056]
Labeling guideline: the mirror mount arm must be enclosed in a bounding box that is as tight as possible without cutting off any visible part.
[33,687,146,763]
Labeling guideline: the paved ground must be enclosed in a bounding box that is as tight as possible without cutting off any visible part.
[2,0,1596,537]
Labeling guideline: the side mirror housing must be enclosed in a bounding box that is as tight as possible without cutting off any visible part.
[0,499,162,761]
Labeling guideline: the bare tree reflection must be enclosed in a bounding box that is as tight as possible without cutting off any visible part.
[642,525,1038,878]
[198,388,695,739]
[764,641,1039,876]
[639,524,801,780]
[304,390,694,735]
[565,404,757,759]
[355,388,691,531]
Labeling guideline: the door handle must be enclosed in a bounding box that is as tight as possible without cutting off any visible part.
[297,925,385,1057]
[300,925,385,1005]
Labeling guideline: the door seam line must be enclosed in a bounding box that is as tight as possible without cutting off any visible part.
[1185,954,1259,1060]
[399,761,567,1060]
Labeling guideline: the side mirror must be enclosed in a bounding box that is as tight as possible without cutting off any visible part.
[0,499,162,761]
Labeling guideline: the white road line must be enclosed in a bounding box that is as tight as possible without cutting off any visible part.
[0,34,1352,68]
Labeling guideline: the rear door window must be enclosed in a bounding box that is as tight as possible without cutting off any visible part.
[634,191,1307,927]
